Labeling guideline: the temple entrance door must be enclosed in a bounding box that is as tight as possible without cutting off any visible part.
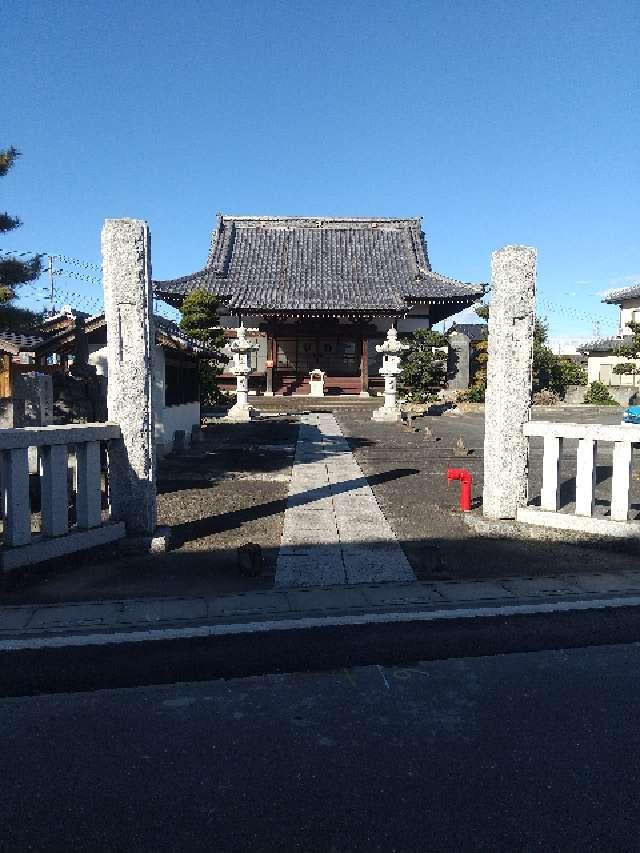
[275,337,297,394]
[318,336,360,376]
[296,337,317,378]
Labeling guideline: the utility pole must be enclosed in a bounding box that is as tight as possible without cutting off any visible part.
[47,254,56,315]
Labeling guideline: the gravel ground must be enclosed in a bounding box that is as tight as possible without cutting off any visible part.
[2,418,298,605]
[4,402,639,604]
[336,405,640,581]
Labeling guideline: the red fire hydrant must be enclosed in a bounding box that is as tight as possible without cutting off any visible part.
[447,468,472,512]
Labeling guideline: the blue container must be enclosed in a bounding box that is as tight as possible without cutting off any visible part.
[623,405,640,424]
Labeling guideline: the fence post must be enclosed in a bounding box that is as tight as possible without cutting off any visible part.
[483,245,536,519]
[102,218,157,535]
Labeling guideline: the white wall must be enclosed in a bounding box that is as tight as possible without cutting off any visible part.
[89,344,200,458]
[587,354,640,384]
[152,346,201,459]
[619,299,640,335]
[157,401,201,458]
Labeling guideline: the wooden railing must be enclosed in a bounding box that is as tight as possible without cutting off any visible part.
[517,421,640,536]
[0,423,126,570]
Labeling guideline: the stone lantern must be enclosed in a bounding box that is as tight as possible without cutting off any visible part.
[372,326,409,422]
[226,322,260,421]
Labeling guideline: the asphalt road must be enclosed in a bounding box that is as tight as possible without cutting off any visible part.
[3,641,640,851]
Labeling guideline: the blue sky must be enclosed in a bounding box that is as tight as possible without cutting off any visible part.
[3,0,638,343]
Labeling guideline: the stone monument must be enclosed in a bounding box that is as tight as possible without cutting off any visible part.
[483,245,536,519]
[372,327,409,422]
[447,331,470,390]
[226,323,260,421]
[102,218,157,535]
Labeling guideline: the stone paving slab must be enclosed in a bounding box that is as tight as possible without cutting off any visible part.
[0,607,36,631]
[286,587,369,611]
[571,573,640,594]
[359,584,444,606]
[27,598,210,630]
[207,591,290,617]
[275,556,346,587]
[434,580,513,602]
[7,570,640,641]
[502,576,585,596]
[275,413,416,588]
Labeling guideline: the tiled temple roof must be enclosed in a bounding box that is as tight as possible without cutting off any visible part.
[153,216,486,315]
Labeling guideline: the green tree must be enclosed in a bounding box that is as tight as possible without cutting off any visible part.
[0,147,42,329]
[473,305,586,395]
[179,288,228,406]
[533,318,587,392]
[400,328,449,402]
[474,303,489,322]
[614,320,640,368]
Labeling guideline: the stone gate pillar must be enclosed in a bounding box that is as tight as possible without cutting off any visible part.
[102,218,157,535]
[482,245,536,519]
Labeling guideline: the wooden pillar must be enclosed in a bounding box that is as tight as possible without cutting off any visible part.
[360,336,369,395]
[265,331,274,396]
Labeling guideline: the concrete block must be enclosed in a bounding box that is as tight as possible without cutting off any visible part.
[572,573,640,594]
[360,583,443,606]
[286,586,369,611]
[516,506,640,539]
[501,576,584,596]
[434,580,514,602]
[0,522,125,572]
[0,606,37,631]
[208,591,290,617]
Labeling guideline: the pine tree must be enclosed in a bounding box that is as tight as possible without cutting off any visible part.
[0,147,42,329]
[179,288,228,406]
[400,328,449,402]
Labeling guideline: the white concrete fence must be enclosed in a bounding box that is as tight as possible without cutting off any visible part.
[517,421,640,536]
[0,423,127,571]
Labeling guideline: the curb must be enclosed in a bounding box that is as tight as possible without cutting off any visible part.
[3,592,640,698]
[3,593,640,651]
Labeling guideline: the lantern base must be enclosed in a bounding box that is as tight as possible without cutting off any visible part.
[226,402,259,422]
[371,406,403,423]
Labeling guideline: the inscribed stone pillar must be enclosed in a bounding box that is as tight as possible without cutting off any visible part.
[102,218,156,534]
[482,245,536,519]
[447,332,470,389]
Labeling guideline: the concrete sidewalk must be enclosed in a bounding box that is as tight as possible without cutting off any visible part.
[4,567,640,647]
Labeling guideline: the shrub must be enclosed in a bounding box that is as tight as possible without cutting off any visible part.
[457,384,485,403]
[401,329,449,402]
[533,389,560,406]
[583,381,617,405]
[554,357,587,388]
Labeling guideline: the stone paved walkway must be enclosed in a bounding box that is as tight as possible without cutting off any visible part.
[275,413,416,587]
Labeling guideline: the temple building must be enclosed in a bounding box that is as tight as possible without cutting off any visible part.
[154,216,486,395]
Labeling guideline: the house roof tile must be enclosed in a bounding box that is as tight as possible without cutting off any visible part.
[602,284,640,304]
